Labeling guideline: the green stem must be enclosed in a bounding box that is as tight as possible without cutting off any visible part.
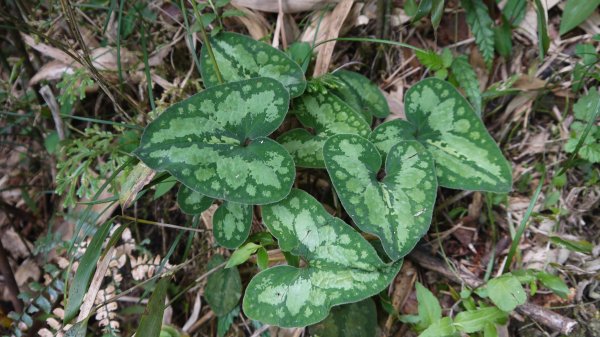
[189,0,224,84]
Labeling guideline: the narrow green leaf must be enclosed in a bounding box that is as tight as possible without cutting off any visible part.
[257,247,269,270]
[559,0,600,35]
[533,0,550,60]
[487,275,526,312]
[64,319,89,337]
[536,271,569,299]
[416,283,442,329]
[332,70,390,119]
[64,221,113,323]
[278,89,371,168]
[502,0,526,25]
[153,176,177,200]
[461,0,495,65]
[206,255,242,316]
[136,278,169,337]
[412,0,433,22]
[431,0,445,30]
[324,135,437,260]
[549,236,593,254]
[213,202,252,249]
[201,32,307,97]
[494,21,513,58]
[177,185,214,215]
[244,189,402,327]
[135,78,295,205]
[308,298,377,337]
[454,307,507,333]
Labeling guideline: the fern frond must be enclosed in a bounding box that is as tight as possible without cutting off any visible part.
[461,0,495,66]
[451,56,483,115]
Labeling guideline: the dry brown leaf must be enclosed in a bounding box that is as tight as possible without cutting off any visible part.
[311,0,355,77]
[1,227,34,259]
[232,0,337,13]
[119,162,156,209]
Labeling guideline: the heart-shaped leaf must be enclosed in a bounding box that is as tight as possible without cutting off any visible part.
[201,32,307,97]
[177,185,213,215]
[332,70,390,120]
[135,78,296,205]
[213,202,252,249]
[278,90,371,168]
[371,78,512,192]
[243,189,402,327]
[323,134,437,261]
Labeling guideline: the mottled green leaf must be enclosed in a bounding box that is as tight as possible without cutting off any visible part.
[278,90,371,168]
[213,202,252,249]
[309,298,377,337]
[244,189,402,327]
[372,78,512,192]
[135,78,295,204]
[486,275,526,312]
[177,185,213,215]
[324,135,437,260]
[559,0,600,35]
[206,255,242,316]
[332,70,390,119]
[454,307,507,333]
[201,32,306,97]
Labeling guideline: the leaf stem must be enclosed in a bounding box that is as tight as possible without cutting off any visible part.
[189,0,224,84]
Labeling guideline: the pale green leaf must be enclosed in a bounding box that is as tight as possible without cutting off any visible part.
[64,221,113,323]
[136,278,169,337]
[332,70,390,119]
[416,283,442,329]
[226,242,262,268]
[206,255,242,316]
[559,0,600,35]
[243,189,402,327]
[454,307,507,333]
[461,0,495,65]
[418,317,456,337]
[213,202,252,249]
[135,78,295,205]
[154,176,177,200]
[487,275,526,312]
[372,78,512,192]
[308,298,377,337]
[278,90,370,168]
[177,185,213,215]
[483,322,498,337]
[201,32,307,97]
[324,135,437,260]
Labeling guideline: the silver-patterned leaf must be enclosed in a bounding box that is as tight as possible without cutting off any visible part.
[177,185,214,215]
[213,202,252,249]
[323,134,437,261]
[332,70,390,120]
[371,78,512,192]
[135,78,295,205]
[201,32,306,97]
[278,90,371,168]
[243,189,402,327]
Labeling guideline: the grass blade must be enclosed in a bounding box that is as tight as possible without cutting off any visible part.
[136,277,170,337]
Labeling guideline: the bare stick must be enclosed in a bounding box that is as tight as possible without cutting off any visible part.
[408,247,578,335]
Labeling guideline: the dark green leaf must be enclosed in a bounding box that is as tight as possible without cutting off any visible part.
[206,255,242,316]
[549,236,593,254]
[431,0,445,30]
[451,56,482,115]
[309,299,377,337]
[533,0,550,60]
[461,0,495,65]
[332,70,390,119]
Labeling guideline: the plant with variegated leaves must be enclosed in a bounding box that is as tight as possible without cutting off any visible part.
[131,31,513,328]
